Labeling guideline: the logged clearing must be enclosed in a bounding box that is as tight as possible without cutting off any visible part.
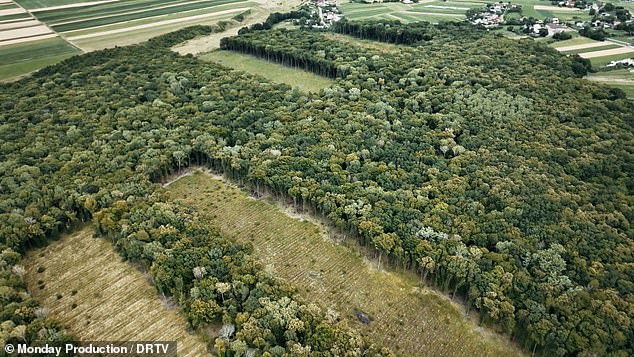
[200,50,333,93]
[167,170,524,357]
[24,228,211,356]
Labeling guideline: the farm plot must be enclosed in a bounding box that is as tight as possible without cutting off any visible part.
[200,50,333,93]
[0,1,80,81]
[24,228,211,356]
[339,1,477,23]
[167,170,524,357]
[21,0,256,50]
[586,68,634,98]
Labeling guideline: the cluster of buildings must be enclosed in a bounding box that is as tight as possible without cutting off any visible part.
[311,0,343,28]
[470,2,519,26]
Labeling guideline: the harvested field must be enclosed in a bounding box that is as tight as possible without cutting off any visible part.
[403,10,463,16]
[24,228,212,356]
[0,24,52,41]
[533,5,580,11]
[580,46,634,58]
[167,170,524,357]
[0,7,24,15]
[0,32,56,45]
[0,18,39,29]
[554,41,614,51]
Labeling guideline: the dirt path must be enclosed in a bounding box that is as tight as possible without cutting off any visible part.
[66,7,249,40]
[554,41,615,51]
[173,0,302,55]
[580,46,634,58]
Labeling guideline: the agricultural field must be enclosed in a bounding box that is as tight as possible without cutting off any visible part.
[339,0,592,24]
[586,67,634,98]
[0,36,79,81]
[0,0,301,79]
[21,0,255,50]
[199,50,334,93]
[24,228,211,356]
[4,0,296,52]
[339,1,481,23]
[548,33,634,69]
[167,170,524,357]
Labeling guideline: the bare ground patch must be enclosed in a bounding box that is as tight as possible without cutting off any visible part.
[554,41,614,51]
[167,170,525,357]
[580,46,634,58]
[24,228,211,356]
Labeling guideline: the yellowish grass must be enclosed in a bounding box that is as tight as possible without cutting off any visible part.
[167,170,525,357]
[24,228,211,357]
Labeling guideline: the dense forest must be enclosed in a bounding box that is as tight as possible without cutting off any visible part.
[1,18,633,356]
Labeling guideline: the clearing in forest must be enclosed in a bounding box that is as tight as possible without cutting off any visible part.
[167,170,524,357]
[24,228,211,357]
[200,50,334,93]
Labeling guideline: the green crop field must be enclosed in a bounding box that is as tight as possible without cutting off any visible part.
[0,36,80,81]
[0,12,31,21]
[50,0,244,32]
[589,52,634,67]
[167,170,524,357]
[12,0,282,52]
[69,11,239,51]
[24,228,212,356]
[548,35,600,48]
[14,0,98,9]
[586,68,634,98]
[200,50,334,93]
[340,1,473,23]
